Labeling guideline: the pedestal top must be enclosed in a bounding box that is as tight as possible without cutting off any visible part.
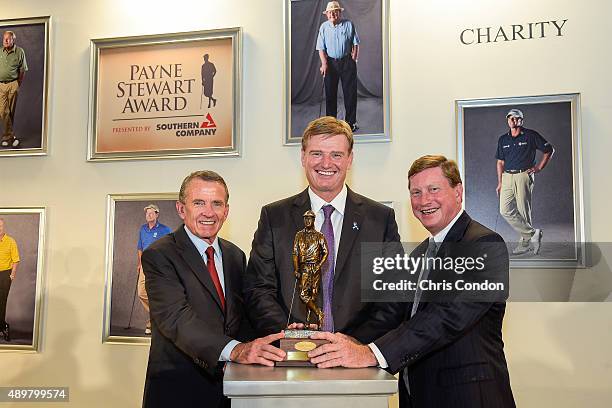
[223,363,397,397]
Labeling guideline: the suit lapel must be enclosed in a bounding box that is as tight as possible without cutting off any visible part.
[175,226,224,314]
[291,188,312,231]
[334,188,364,283]
[446,211,471,242]
[414,212,470,314]
[220,238,234,320]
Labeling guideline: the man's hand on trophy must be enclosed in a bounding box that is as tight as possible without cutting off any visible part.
[287,322,319,330]
[307,332,378,368]
[294,270,301,279]
[230,332,286,367]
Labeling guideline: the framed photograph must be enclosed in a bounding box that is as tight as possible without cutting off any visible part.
[0,16,50,157]
[103,194,182,344]
[284,0,390,144]
[88,28,242,161]
[457,94,584,268]
[0,208,45,352]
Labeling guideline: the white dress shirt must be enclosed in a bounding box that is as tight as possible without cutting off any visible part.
[308,184,347,263]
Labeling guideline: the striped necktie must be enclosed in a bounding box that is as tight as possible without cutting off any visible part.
[320,204,335,332]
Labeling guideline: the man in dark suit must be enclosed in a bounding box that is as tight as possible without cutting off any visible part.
[244,116,400,335]
[141,170,286,408]
[309,155,515,408]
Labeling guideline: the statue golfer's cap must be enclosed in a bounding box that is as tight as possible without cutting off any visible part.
[323,1,344,13]
[144,204,160,213]
[506,109,524,119]
[303,210,316,218]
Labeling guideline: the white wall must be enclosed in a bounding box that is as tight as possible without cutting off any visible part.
[0,0,611,406]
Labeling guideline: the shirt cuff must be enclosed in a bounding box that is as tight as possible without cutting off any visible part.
[219,339,241,362]
[368,342,388,369]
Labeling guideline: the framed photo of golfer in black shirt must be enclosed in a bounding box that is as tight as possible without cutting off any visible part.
[284,0,390,144]
[456,94,585,269]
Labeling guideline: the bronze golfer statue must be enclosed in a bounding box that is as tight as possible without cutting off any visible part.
[293,210,329,328]
[277,210,330,366]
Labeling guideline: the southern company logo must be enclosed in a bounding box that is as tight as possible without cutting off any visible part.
[200,113,216,128]
[156,113,217,136]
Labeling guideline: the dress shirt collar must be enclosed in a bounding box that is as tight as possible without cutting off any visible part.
[183,225,222,260]
[308,185,347,217]
[432,209,464,244]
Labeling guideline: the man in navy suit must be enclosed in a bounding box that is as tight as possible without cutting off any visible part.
[141,171,286,408]
[309,156,515,408]
[244,116,400,336]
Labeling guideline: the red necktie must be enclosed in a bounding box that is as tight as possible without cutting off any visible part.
[205,246,225,311]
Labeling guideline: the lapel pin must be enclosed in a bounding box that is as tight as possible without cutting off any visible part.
[352,222,359,231]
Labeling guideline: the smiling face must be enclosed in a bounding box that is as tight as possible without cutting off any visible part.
[326,9,341,25]
[409,166,463,235]
[301,133,353,202]
[176,179,229,244]
[144,208,159,225]
[2,32,14,50]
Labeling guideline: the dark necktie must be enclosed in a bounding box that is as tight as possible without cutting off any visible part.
[411,237,438,317]
[321,204,335,332]
[405,237,438,393]
[205,246,225,311]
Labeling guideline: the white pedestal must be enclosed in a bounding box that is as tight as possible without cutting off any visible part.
[223,363,397,408]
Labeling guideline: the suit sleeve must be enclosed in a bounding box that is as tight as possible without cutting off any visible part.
[244,206,288,335]
[383,207,401,244]
[237,250,257,342]
[373,235,509,374]
[142,247,233,373]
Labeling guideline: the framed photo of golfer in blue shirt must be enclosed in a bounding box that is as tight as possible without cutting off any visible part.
[284,0,390,144]
[103,194,182,344]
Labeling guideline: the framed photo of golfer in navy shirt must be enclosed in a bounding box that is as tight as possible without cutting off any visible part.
[456,94,585,269]
[284,0,390,144]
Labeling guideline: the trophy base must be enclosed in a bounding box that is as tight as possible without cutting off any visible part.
[276,330,329,367]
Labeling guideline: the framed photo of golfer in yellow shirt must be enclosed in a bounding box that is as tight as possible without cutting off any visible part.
[0,207,45,352]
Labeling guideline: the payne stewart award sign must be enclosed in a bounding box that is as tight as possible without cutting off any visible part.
[87,28,242,161]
